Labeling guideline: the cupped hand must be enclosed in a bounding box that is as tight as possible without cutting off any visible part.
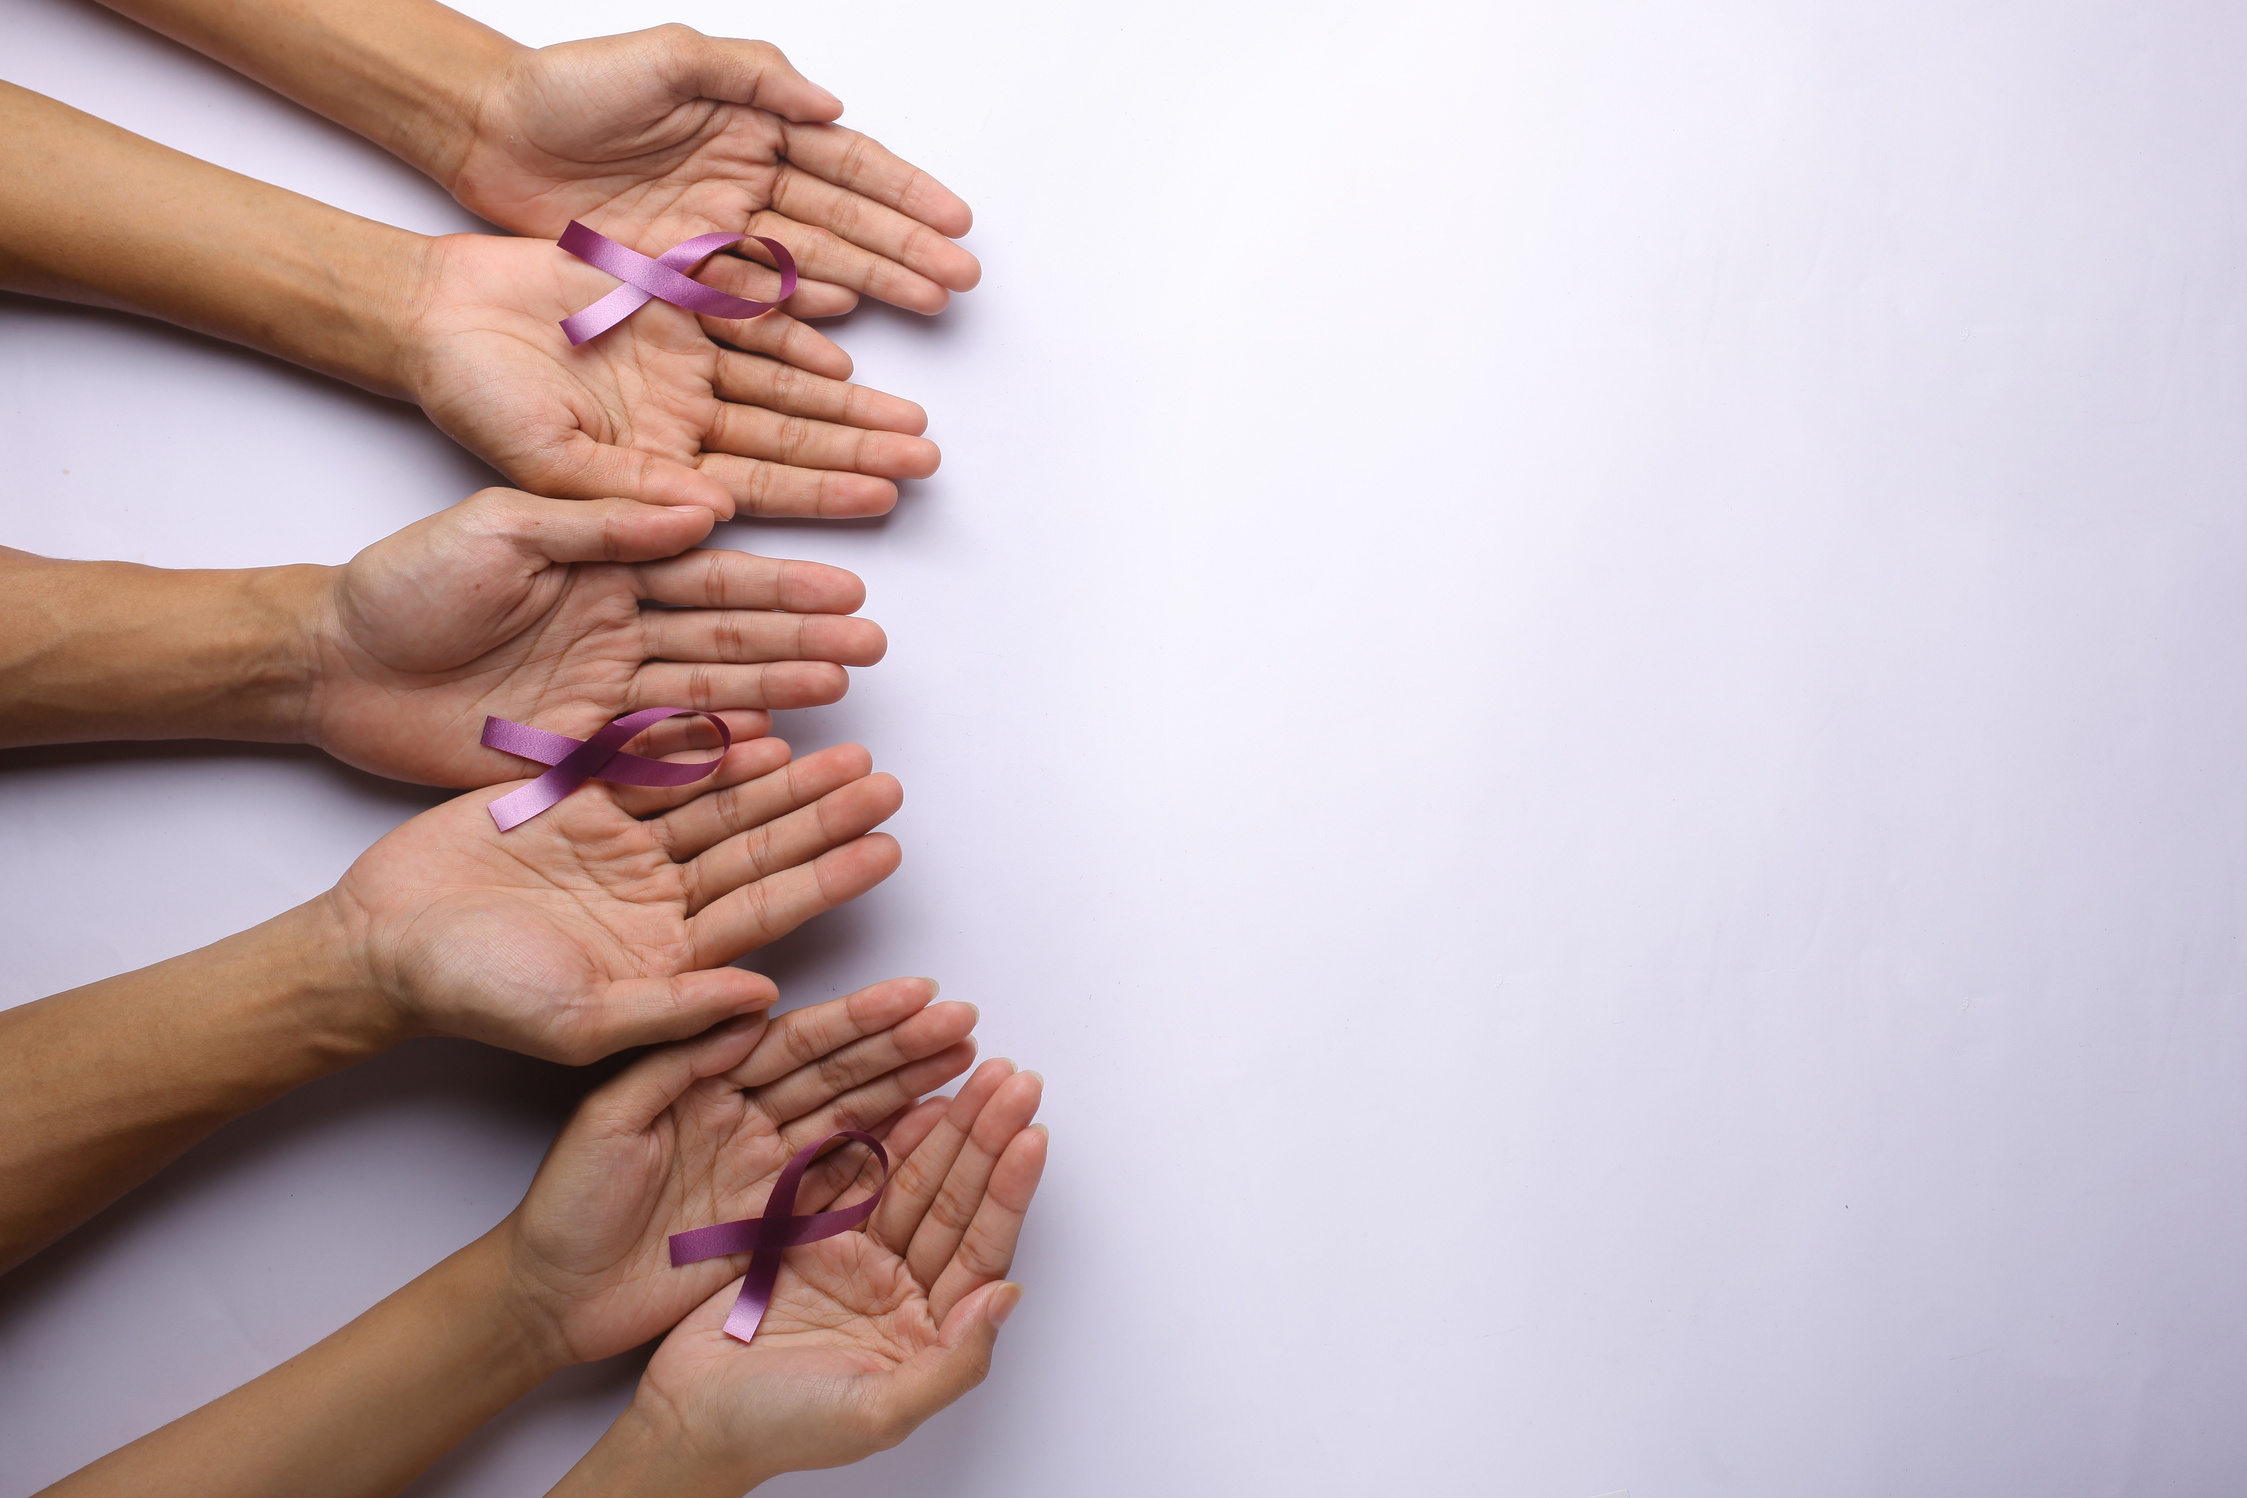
[621,1058,1046,1489]
[403,231,938,516]
[500,978,981,1367]
[305,489,883,787]
[325,725,902,1063]
[452,25,979,318]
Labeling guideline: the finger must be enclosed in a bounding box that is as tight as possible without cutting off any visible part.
[549,967,781,1066]
[926,1120,1048,1322]
[766,163,981,293]
[777,119,974,239]
[578,1008,773,1135]
[691,279,855,372]
[900,1069,1044,1292]
[653,740,870,861]
[776,1038,978,1161]
[707,402,940,480]
[639,605,886,669]
[688,831,901,966]
[448,488,718,566]
[611,733,791,820]
[872,1281,1020,1439]
[693,451,900,518]
[682,772,902,915]
[712,352,926,435]
[524,433,736,518]
[635,547,867,614]
[743,209,953,314]
[868,1059,1017,1254]
[726,977,937,1089]
[628,659,853,714]
[667,30,844,122]
[877,1095,952,1165]
[747,997,978,1124]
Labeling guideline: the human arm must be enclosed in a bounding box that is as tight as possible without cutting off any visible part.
[0,81,936,515]
[91,0,979,314]
[0,724,902,1272]
[32,982,987,1498]
[0,490,886,783]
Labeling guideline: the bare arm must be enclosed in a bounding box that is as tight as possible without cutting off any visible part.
[0,898,392,1272]
[0,79,421,393]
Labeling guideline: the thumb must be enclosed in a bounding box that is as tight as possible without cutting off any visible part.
[530,434,736,518]
[582,1003,775,1133]
[673,32,843,121]
[565,969,779,1064]
[466,490,717,567]
[880,1281,1021,1427]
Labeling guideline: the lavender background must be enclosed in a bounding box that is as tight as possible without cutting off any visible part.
[7,1,2247,1493]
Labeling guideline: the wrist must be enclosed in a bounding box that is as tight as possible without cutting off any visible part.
[248,894,413,1064]
[550,1393,774,1498]
[0,552,327,748]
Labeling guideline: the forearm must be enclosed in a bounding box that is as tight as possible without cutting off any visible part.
[0,896,396,1272]
[0,80,427,394]
[547,1402,774,1498]
[0,548,328,747]
[92,0,522,190]
[38,1231,565,1498]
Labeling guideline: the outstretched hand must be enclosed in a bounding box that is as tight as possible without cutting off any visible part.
[404,231,938,516]
[452,25,980,318]
[307,489,884,787]
[327,722,902,1063]
[500,978,982,1367]
[548,1053,1046,1496]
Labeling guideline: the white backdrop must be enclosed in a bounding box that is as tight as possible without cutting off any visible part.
[6,1,2247,1493]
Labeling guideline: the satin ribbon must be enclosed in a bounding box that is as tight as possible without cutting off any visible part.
[481,709,731,831]
[670,1131,890,1344]
[557,221,799,345]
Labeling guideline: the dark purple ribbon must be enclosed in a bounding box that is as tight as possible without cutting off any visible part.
[670,1131,889,1344]
[481,709,731,831]
[557,221,799,345]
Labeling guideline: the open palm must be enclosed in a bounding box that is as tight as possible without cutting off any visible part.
[452,26,980,317]
[305,490,883,787]
[502,978,983,1366]
[403,231,937,517]
[329,728,901,1063]
[632,1059,1046,1484]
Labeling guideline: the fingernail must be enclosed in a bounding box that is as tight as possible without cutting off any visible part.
[989,1282,1022,1326]
[919,977,941,997]
[1020,1069,1046,1085]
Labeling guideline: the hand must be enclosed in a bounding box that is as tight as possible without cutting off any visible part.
[549,1056,1046,1496]
[451,26,979,318]
[326,726,902,1063]
[498,979,981,1367]
[305,489,884,787]
[404,232,939,516]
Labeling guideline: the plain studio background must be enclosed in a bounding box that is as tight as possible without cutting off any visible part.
[5,0,2247,1493]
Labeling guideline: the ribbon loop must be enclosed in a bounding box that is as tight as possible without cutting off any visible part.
[670,1131,889,1344]
[482,709,730,831]
[557,222,799,345]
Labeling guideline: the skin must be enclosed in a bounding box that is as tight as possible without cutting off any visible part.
[0,81,939,516]
[36,982,1047,1498]
[0,722,904,1271]
[0,489,884,782]
[93,2,982,316]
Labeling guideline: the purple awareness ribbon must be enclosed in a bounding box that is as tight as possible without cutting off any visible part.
[669,1131,890,1344]
[557,221,800,345]
[481,709,731,832]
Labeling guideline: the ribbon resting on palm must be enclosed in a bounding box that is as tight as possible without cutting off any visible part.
[670,1131,891,1344]
[482,708,731,831]
[557,221,799,345]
